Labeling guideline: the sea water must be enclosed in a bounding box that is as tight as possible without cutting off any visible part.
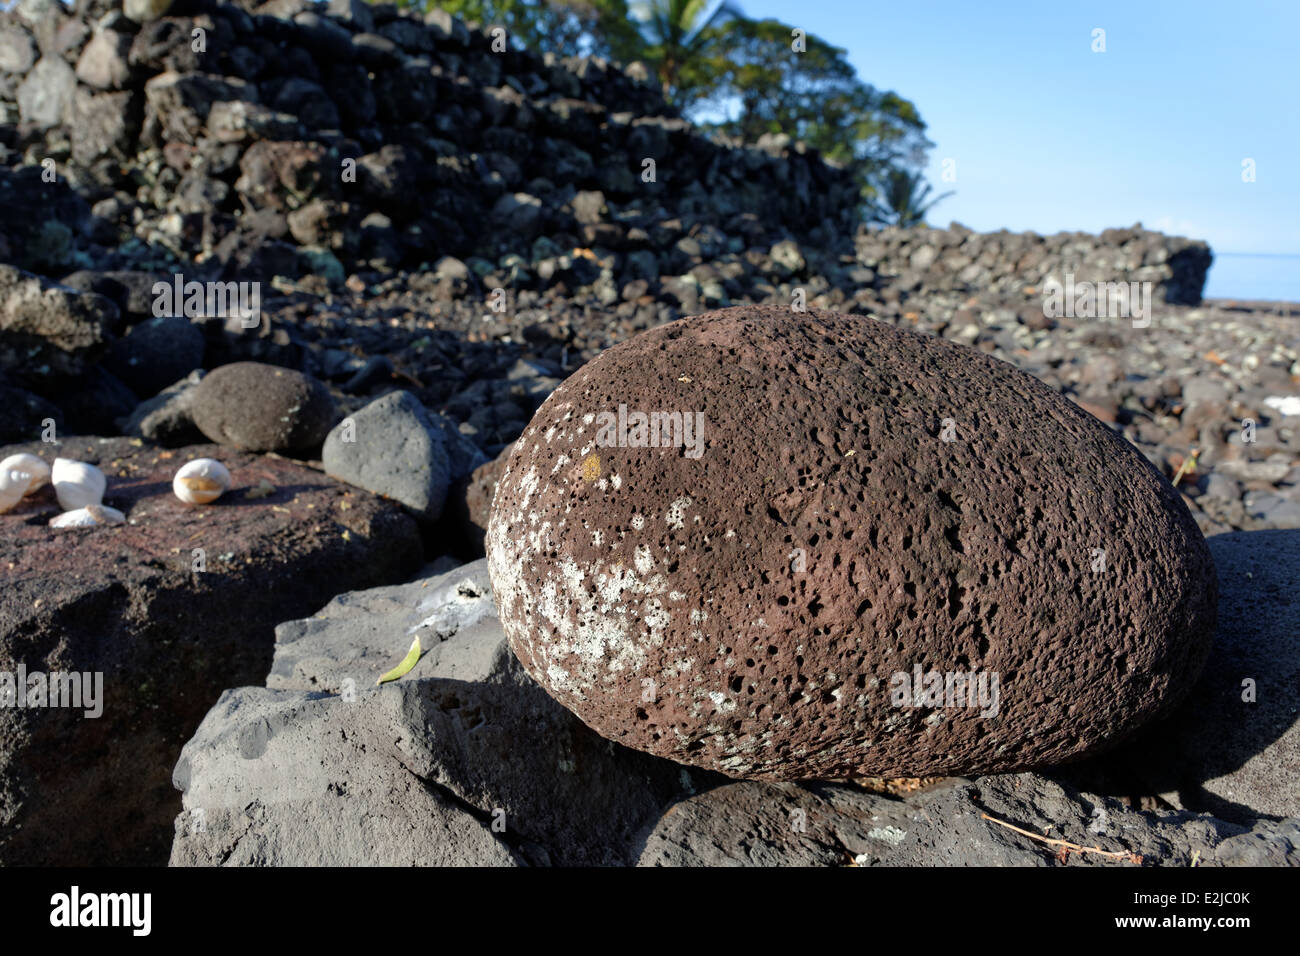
[1204,253,1300,302]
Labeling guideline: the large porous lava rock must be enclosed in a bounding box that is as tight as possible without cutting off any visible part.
[0,436,422,865]
[487,305,1218,780]
[191,361,337,452]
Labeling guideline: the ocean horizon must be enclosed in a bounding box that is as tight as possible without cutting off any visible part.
[1203,251,1300,303]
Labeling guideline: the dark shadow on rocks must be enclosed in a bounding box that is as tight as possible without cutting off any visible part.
[171,560,728,866]
[389,671,729,866]
[627,769,1260,867]
[1057,529,1299,826]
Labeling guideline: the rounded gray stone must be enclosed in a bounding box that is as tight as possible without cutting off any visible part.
[191,361,336,453]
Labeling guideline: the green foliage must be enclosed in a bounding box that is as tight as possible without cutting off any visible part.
[677,18,936,219]
[417,1,741,102]
[422,0,629,58]
[867,167,954,227]
[698,19,930,179]
[613,0,744,103]
[404,1,948,221]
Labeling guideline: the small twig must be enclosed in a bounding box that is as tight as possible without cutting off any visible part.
[980,812,1143,864]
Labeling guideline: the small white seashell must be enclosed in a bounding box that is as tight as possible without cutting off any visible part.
[49,504,125,529]
[0,468,33,514]
[173,458,232,505]
[52,458,107,511]
[0,453,50,494]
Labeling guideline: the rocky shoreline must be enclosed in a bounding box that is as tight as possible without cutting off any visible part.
[0,0,1296,867]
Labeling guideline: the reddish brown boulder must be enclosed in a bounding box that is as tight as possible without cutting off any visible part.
[488,306,1216,780]
[465,444,513,532]
[0,437,422,864]
[444,442,513,557]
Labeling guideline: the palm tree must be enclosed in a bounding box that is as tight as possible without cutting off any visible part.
[869,168,953,227]
[625,0,745,103]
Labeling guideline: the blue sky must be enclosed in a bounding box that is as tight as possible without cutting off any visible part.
[735,0,1299,258]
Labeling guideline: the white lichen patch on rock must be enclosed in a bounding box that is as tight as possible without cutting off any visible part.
[665,496,692,530]
[868,826,908,845]
[489,444,685,705]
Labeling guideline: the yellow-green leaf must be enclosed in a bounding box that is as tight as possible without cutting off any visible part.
[376,636,421,685]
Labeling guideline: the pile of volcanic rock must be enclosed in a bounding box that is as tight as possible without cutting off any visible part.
[0,0,1206,323]
[0,0,857,282]
[854,222,1212,306]
[0,0,857,489]
[0,0,1249,496]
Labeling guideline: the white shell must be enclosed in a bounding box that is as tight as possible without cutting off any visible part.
[0,454,50,494]
[173,458,232,505]
[49,504,125,529]
[52,458,107,511]
[0,468,33,514]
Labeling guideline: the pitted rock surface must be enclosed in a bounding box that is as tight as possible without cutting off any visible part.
[487,306,1217,780]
